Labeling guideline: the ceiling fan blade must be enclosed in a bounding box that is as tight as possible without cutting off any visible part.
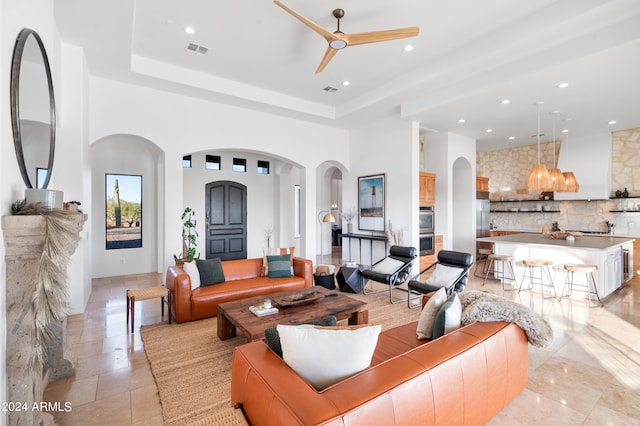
[315,47,339,73]
[344,27,419,46]
[274,1,335,42]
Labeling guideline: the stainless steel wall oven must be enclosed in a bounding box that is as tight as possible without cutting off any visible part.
[419,206,434,234]
[419,233,434,256]
[419,206,435,255]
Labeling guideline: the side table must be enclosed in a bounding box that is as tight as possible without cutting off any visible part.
[336,265,363,293]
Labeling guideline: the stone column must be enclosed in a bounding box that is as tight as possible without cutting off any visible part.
[2,213,84,426]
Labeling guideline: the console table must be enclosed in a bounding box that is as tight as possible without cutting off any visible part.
[339,233,389,266]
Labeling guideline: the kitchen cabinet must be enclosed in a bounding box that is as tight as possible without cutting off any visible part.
[604,249,623,295]
[419,172,436,206]
[633,239,640,278]
[476,176,490,192]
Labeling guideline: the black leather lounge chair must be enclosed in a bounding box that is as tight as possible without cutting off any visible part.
[359,245,418,304]
[406,250,474,308]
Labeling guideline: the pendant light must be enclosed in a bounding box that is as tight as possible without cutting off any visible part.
[526,102,552,191]
[560,122,579,192]
[546,112,566,192]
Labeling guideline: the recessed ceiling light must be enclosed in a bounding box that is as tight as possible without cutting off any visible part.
[608,120,617,125]
[486,128,493,133]
[342,80,350,86]
[458,118,465,123]
[501,99,510,105]
[561,129,569,133]
[557,82,569,89]
[184,26,195,35]
[508,136,515,140]
[404,45,413,52]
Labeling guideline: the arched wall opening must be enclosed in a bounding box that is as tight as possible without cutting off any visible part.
[316,161,348,265]
[90,134,165,278]
[181,148,309,259]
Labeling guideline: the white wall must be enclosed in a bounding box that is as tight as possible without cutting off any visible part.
[346,116,419,261]
[275,163,304,254]
[88,77,349,270]
[1,1,57,420]
[57,42,91,314]
[452,156,475,255]
[424,132,477,254]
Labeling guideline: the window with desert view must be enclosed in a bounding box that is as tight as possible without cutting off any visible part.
[105,173,142,249]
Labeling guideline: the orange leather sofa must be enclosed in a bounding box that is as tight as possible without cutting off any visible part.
[166,257,313,323]
[231,317,528,425]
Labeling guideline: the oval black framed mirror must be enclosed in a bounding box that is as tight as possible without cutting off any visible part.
[10,28,56,190]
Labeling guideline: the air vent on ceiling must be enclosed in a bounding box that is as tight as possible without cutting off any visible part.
[186,42,209,55]
[322,86,338,93]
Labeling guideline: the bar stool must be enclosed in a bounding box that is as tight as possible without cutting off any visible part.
[483,254,517,290]
[519,259,557,298]
[560,264,602,306]
[126,286,171,333]
[474,248,494,278]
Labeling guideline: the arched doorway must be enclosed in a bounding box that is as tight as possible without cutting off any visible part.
[317,163,345,265]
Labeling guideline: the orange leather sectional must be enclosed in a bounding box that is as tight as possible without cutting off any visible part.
[231,319,528,425]
[166,257,313,323]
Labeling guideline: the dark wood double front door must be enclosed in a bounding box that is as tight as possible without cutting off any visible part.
[205,181,247,260]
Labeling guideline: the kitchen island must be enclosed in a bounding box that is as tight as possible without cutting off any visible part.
[477,233,634,299]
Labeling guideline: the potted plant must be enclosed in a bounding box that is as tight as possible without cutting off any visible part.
[174,207,199,265]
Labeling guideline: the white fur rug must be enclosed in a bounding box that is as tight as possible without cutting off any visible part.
[459,291,553,347]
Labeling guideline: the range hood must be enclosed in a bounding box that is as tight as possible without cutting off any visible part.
[555,132,611,200]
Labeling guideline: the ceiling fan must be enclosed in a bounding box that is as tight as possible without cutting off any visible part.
[274,1,419,73]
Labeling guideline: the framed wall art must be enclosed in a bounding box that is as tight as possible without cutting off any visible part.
[105,173,142,249]
[358,173,385,231]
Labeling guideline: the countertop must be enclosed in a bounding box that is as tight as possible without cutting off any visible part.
[491,228,640,238]
[477,233,634,250]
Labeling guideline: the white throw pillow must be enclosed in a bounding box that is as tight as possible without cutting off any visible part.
[416,287,448,340]
[183,261,200,290]
[432,293,462,339]
[277,324,381,390]
[372,257,405,275]
[425,264,465,288]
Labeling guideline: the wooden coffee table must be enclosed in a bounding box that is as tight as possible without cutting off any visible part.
[217,286,369,343]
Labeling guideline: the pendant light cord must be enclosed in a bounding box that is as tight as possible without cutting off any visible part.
[537,104,541,164]
[552,115,556,165]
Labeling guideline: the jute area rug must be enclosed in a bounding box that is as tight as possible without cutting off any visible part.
[141,285,420,425]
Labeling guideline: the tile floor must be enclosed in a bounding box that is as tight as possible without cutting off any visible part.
[43,255,640,425]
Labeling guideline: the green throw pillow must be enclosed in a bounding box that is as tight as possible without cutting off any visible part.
[196,258,225,286]
[432,293,462,339]
[265,316,337,358]
[267,254,293,278]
